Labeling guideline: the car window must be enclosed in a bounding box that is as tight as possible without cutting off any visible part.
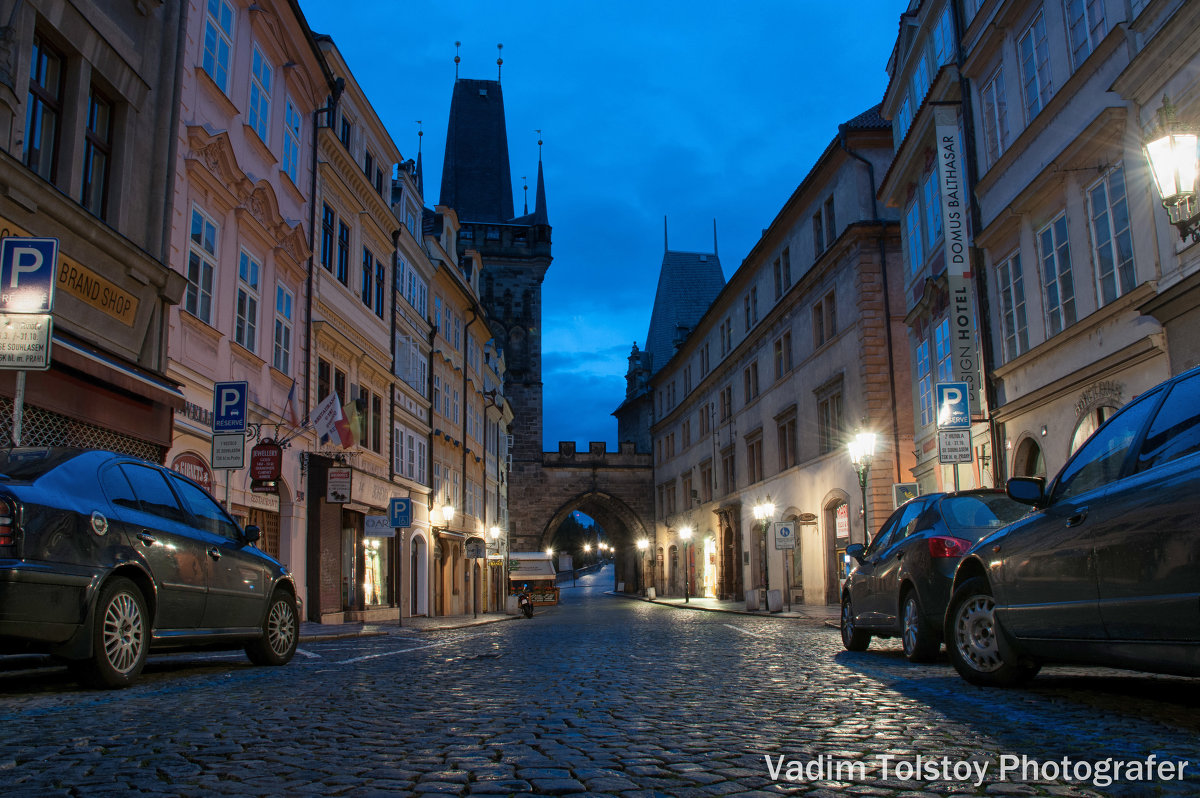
[941,493,1028,532]
[99,466,140,512]
[1135,373,1200,473]
[169,473,241,541]
[1051,388,1161,503]
[119,464,188,523]
[893,498,929,539]
[865,504,910,555]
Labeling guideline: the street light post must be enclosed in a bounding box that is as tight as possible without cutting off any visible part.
[848,431,877,545]
[751,500,774,607]
[679,526,693,603]
[637,538,649,596]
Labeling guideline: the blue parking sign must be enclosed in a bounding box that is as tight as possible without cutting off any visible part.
[0,237,58,313]
[213,381,248,432]
[936,382,971,429]
[389,497,412,528]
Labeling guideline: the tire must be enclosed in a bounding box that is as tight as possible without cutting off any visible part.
[75,576,149,689]
[840,594,870,652]
[945,577,1039,686]
[900,591,940,663]
[245,591,299,666]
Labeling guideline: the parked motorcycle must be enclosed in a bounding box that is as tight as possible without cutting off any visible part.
[517,592,534,619]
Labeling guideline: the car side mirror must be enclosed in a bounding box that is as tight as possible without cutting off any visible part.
[845,542,866,563]
[243,524,261,543]
[1006,476,1047,508]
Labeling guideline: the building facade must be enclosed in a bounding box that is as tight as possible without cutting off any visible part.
[641,109,910,606]
[0,0,187,458]
[164,0,330,604]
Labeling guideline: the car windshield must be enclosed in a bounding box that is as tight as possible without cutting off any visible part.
[940,493,1029,533]
[0,448,83,481]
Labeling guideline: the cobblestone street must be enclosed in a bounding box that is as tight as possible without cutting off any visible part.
[2,566,1198,797]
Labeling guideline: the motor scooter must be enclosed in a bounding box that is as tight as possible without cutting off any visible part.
[517,592,534,619]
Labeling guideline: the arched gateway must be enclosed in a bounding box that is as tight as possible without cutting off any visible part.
[507,441,653,591]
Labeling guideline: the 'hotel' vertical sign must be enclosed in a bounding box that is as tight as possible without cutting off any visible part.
[934,106,979,402]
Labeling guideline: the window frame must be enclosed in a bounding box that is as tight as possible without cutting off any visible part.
[248,43,273,143]
[1087,164,1135,307]
[186,206,218,324]
[1038,213,1077,337]
[201,0,235,94]
[234,249,261,352]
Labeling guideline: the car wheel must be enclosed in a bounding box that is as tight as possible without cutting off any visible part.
[840,594,870,652]
[945,577,1039,686]
[245,591,298,666]
[75,576,149,689]
[901,591,940,663]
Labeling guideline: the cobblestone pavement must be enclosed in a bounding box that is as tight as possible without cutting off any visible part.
[2,566,1199,797]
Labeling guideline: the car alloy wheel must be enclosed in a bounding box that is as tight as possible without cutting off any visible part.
[901,592,939,663]
[953,592,1003,673]
[245,592,299,666]
[265,595,297,658]
[840,595,870,651]
[102,591,145,675]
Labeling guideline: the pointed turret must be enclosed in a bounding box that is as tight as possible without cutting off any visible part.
[439,78,515,223]
[532,154,548,225]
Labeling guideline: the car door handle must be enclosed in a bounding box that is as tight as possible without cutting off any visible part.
[1065,507,1089,527]
[137,531,156,546]
[207,546,222,561]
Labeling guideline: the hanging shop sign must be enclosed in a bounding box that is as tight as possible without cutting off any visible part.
[250,441,282,480]
[171,452,213,492]
[836,503,850,539]
[327,466,352,503]
[364,515,395,537]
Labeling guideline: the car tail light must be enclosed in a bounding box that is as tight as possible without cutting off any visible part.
[928,536,972,558]
[0,500,15,554]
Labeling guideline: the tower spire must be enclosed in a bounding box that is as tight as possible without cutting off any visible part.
[522,175,528,215]
[532,132,548,225]
[497,43,503,82]
[454,41,461,79]
[415,120,424,196]
[664,216,668,254]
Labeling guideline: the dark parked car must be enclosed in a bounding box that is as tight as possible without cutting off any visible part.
[0,448,299,688]
[840,489,1030,662]
[945,366,1200,686]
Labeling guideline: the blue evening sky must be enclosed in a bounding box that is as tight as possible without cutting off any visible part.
[299,1,903,451]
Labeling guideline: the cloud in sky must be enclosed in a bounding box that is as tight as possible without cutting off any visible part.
[299,0,903,449]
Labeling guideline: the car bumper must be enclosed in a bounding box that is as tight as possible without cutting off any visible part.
[0,560,99,646]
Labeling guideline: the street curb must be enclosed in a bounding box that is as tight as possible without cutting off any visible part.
[609,591,839,624]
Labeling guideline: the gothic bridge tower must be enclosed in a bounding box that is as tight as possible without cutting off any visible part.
[439,75,552,548]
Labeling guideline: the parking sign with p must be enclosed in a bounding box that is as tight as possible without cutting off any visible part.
[936,382,971,429]
[0,237,58,313]
[213,381,248,432]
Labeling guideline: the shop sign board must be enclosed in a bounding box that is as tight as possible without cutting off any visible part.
[0,313,52,369]
[211,432,244,470]
[327,466,351,503]
[249,441,282,480]
[836,503,850,539]
[364,515,394,537]
[773,522,796,550]
[171,452,213,492]
[893,482,919,508]
[465,537,486,559]
[938,429,973,464]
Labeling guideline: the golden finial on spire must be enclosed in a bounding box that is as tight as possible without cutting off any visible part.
[416,121,423,154]
[497,43,504,81]
[536,129,543,160]
[454,42,461,78]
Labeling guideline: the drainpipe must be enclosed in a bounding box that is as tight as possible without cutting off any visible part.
[838,128,904,486]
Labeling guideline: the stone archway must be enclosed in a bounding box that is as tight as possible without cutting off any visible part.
[536,489,653,593]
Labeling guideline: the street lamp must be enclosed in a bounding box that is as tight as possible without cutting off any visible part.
[637,538,649,596]
[679,526,693,603]
[848,430,877,545]
[1143,96,1200,243]
[752,501,775,605]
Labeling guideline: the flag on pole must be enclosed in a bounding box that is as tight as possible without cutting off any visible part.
[312,391,344,445]
[284,380,301,427]
[338,397,361,449]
